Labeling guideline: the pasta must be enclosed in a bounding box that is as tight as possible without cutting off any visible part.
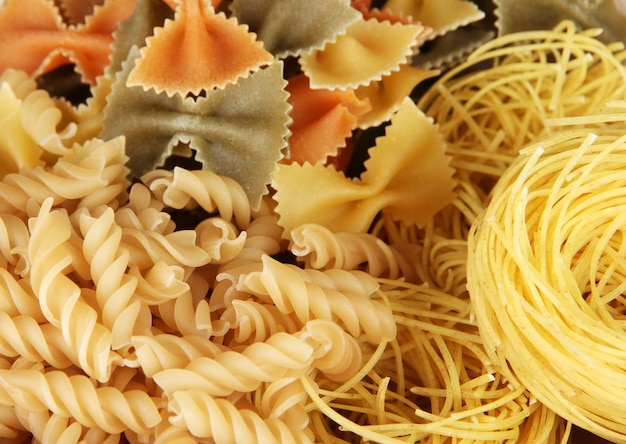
[272,98,456,235]
[285,73,371,165]
[304,280,568,443]
[6,0,626,440]
[467,127,626,442]
[229,0,361,58]
[238,255,396,344]
[126,0,274,96]
[0,367,161,435]
[299,18,426,90]
[383,0,485,38]
[166,390,314,443]
[0,0,134,85]
[290,223,418,281]
[103,46,290,208]
[418,20,626,184]
[152,332,315,396]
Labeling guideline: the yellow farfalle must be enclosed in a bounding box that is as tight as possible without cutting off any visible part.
[354,64,438,129]
[272,98,456,235]
[384,0,485,38]
[299,18,425,90]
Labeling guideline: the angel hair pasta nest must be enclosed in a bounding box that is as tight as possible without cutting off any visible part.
[467,121,626,443]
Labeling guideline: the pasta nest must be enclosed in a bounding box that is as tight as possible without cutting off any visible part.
[467,126,626,443]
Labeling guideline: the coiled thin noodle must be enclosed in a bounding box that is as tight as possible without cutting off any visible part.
[418,21,626,184]
[467,127,626,443]
[305,280,568,443]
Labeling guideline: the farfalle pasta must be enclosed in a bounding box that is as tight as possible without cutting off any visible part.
[127,0,274,96]
[285,73,371,164]
[299,17,425,90]
[272,98,456,235]
[103,46,290,208]
[384,0,485,38]
[0,0,134,85]
[230,0,361,58]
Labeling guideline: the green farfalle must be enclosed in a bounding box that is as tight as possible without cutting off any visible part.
[106,0,174,77]
[229,0,361,58]
[101,46,291,209]
[495,0,626,44]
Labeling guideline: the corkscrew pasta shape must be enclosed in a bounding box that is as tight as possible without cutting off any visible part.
[153,332,314,397]
[144,167,252,229]
[238,255,396,344]
[0,369,161,435]
[28,199,119,382]
[167,390,314,444]
[290,222,417,280]
[0,137,128,216]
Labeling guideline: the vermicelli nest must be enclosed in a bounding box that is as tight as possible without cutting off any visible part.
[418,20,626,184]
[467,126,626,444]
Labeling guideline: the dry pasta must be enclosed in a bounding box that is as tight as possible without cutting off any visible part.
[418,20,626,185]
[238,255,396,344]
[467,126,626,443]
[290,223,418,281]
[304,280,569,443]
[7,0,626,441]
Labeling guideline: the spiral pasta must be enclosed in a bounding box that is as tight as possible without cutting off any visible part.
[238,255,396,344]
[210,213,284,312]
[0,137,129,216]
[467,127,626,443]
[78,206,151,349]
[153,332,314,397]
[220,299,301,345]
[128,334,226,378]
[0,368,161,435]
[15,409,120,444]
[143,167,252,229]
[167,390,314,444]
[290,223,418,281]
[28,199,119,382]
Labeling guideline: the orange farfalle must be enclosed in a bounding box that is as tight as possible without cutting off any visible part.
[127,0,274,96]
[286,74,371,165]
[0,0,135,85]
[299,18,425,90]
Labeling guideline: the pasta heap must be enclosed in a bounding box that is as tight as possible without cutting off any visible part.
[467,123,626,443]
[1,0,626,442]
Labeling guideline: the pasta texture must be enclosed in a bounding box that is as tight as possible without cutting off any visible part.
[467,126,626,443]
[4,0,626,439]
